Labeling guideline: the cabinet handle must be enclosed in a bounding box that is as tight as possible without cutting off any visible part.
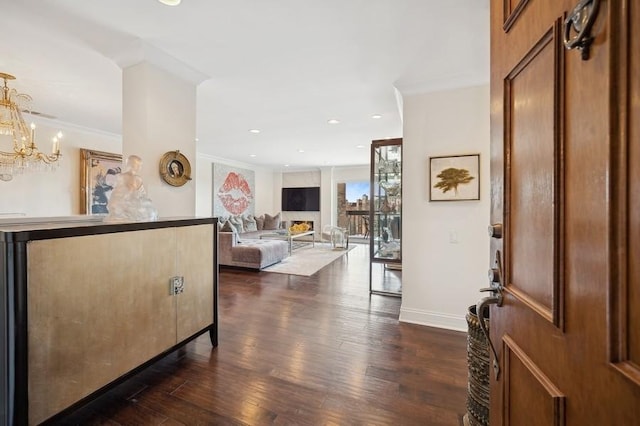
[170,276,184,295]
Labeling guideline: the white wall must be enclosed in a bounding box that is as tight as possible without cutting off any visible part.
[0,119,121,217]
[400,85,490,331]
[320,167,334,229]
[195,154,277,217]
[333,165,369,183]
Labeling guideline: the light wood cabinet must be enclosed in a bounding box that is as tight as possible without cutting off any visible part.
[0,218,217,425]
[176,224,216,341]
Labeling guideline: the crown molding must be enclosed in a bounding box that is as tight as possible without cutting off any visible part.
[394,74,489,97]
[113,39,209,86]
[27,114,121,139]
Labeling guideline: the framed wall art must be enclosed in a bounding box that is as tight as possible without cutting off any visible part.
[212,163,255,217]
[429,154,480,201]
[80,149,123,214]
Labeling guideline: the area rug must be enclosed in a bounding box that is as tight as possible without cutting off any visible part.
[262,244,356,276]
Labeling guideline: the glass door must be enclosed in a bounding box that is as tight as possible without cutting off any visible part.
[370,138,402,296]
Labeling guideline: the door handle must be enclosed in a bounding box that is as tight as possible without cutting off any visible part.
[476,250,504,380]
[563,0,601,60]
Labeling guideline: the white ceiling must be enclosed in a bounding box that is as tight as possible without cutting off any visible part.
[1,0,489,170]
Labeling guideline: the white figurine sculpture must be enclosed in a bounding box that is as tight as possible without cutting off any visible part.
[104,155,158,223]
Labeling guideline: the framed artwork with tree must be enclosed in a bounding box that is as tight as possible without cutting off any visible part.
[429,154,480,201]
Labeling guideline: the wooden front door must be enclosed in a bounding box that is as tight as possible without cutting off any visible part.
[489,0,640,424]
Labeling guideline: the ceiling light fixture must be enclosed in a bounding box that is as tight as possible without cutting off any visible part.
[371,114,382,119]
[327,119,340,124]
[249,154,257,158]
[356,145,365,149]
[298,149,305,153]
[0,72,62,182]
[157,0,181,6]
[249,129,260,134]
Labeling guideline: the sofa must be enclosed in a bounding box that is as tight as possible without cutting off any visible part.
[217,213,290,270]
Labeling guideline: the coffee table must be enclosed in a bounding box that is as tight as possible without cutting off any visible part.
[259,230,315,254]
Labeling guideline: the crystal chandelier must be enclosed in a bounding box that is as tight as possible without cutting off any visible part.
[0,72,62,181]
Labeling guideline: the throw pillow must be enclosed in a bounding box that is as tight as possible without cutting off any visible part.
[263,212,281,230]
[243,215,258,232]
[255,215,265,230]
[217,217,229,232]
[229,215,245,233]
[220,220,237,233]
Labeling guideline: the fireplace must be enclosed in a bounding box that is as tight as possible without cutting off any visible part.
[290,220,314,231]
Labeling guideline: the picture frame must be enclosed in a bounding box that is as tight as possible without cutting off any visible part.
[80,149,123,214]
[159,150,192,187]
[429,154,480,201]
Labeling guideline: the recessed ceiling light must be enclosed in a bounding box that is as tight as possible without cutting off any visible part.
[249,154,257,158]
[298,149,305,153]
[249,129,261,134]
[284,164,290,168]
[327,119,340,124]
[158,0,181,5]
[356,144,365,149]
[371,114,382,119]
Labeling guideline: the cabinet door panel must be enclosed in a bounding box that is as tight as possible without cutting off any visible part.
[27,228,176,424]
[176,224,214,341]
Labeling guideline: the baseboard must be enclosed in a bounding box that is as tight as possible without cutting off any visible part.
[399,307,467,332]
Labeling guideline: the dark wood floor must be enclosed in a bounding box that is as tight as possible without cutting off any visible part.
[56,244,468,425]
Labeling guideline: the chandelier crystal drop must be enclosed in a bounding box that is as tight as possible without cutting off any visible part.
[0,72,62,181]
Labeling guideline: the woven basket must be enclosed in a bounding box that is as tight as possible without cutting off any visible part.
[466,305,490,426]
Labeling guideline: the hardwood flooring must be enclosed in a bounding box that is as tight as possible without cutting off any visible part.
[55,244,468,425]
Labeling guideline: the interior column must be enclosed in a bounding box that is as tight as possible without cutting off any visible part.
[118,43,207,217]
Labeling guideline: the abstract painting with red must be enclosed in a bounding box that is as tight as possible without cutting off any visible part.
[212,163,255,217]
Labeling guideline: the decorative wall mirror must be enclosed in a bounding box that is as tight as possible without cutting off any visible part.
[159,150,192,187]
